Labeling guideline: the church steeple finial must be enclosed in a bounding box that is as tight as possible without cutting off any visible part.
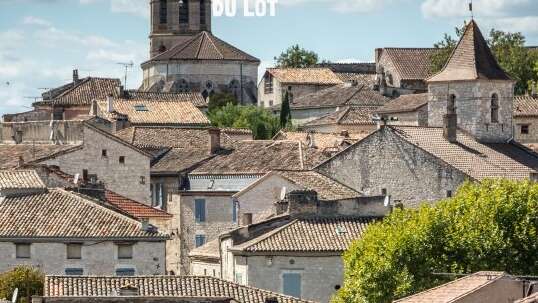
[469,0,474,20]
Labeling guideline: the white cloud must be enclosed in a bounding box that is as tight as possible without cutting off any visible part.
[22,16,52,27]
[231,0,399,14]
[80,0,148,18]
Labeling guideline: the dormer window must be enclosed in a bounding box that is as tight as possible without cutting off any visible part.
[491,93,499,123]
[448,94,456,114]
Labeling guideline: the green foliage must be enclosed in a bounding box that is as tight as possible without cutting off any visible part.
[275,44,319,68]
[208,103,280,140]
[207,92,238,113]
[279,91,292,128]
[431,27,538,95]
[0,266,44,303]
[334,179,538,303]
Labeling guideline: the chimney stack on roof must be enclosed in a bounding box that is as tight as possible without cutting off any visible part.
[242,213,253,226]
[286,190,319,216]
[115,85,125,98]
[107,95,114,113]
[208,128,221,155]
[73,69,79,85]
[443,113,457,143]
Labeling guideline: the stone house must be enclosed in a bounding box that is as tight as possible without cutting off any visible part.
[215,190,385,303]
[284,82,390,126]
[375,48,440,97]
[300,106,378,134]
[273,130,364,149]
[258,68,343,109]
[394,272,525,303]
[315,62,377,85]
[317,21,538,208]
[0,181,168,276]
[513,95,538,144]
[36,275,312,303]
[375,93,429,126]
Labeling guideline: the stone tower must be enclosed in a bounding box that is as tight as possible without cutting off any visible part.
[149,0,212,58]
[427,20,515,143]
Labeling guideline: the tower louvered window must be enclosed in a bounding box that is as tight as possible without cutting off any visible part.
[200,0,206,25]
[179,0,189,24]
[159,0,167,24]
[491,93,499,123]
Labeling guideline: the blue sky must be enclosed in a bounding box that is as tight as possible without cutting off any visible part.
[0,0,537,115]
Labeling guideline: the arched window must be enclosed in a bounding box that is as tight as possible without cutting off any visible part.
[448,94,456,114]
[200,0,206,26]
[491,93,499,123]
[179,0,189,24]
[159,0,167,24]
[228,79,240,99]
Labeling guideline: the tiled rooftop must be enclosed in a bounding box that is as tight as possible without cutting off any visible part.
[267,68,343,85]
[376,93,429,114]
[124,90,208,108]
[104,190,172,219]
[381,48,440,81]
[303,106,377,127]
[514,95,538,117]
[37,77,120,106]
[44,276,312,303]
[273,130,364,150]
[0,170,46,190]
[290,83,389,109]
[0,188,167,240]
[0,144,81,170]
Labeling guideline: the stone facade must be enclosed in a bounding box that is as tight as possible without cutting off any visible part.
[258,75,334,109]
[0,241,166,276]
[428,80,515,143]
[301,122,376,135]
[316,127,468,208]
[515,116,538,143]
[40,125,152,204]
[380,105,428,127]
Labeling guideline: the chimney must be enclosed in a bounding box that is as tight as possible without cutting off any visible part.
[208,128,221,154]
[82,169,88,182]
[115,85,125,98]
[90,100,98,116]
[286,190,319,215]
[242,213,253,226]
[375,48,383,65]
[107,95,114,113]
[73,69,79,85]
[17,156,24,167]
[443,113,457,143]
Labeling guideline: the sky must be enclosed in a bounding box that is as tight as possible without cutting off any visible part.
[0,0,537,116]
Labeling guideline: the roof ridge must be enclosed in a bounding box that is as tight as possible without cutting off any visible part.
[203,31,224,59]
[240,219,299,251]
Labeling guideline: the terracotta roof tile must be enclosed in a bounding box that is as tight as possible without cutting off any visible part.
[428,20,511,82]
[274,131,364,149]
[38,77,120,106]
[382,48,440,80]
[514,96,538,117]
[267,68,343,85]
[104,190,172,219]
[376,93,429,114]
[0,170,46,190]
[44,275,312,303]
[0,188,167,240]
[394,272,507,303]
[124,90,208,108]
[0,144,81,170]
[290,83,390,109]
[303,106,377,127]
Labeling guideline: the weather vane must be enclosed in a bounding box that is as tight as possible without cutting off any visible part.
[469,0,474,19]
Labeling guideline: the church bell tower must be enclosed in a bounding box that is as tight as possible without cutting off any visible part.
[149,0,212,58]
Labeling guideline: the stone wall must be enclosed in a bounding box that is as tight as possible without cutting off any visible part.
[40,125,152,204]
[0,240,166,275]
[301,123,375,135]
[381,106,428,127]
[190,259,221,278]
[514,116,538,143]
[428,80,514,143]
[291,107,337,125]
[0,120,84,144]
[317,127,468,207]
[258,76,335,109]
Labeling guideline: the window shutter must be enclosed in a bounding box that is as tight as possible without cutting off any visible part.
[195,199,206,222]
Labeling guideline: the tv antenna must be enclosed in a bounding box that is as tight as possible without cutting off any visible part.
[117,61,134,88]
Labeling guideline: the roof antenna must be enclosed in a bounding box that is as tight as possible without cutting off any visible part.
[117,61,134,88]
[469,0,474,20]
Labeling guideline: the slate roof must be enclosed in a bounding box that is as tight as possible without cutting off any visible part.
[104,190,172,219]
[303,106,377,127]
[514,96,538,117]
[0,170,46,190]
[273,131,363,149]
[0,144,81,170]
[274,170,362,201]
[389,126,538,180]
[376,93,429,114]
[380,48,440,81]
[394,272,507,303]
[123,90,208,108]
[191,140,331,175]
[95,98,210,125]
[36,77,121,106]
[231,216,375,253]
[146,31,260,64]
[428,20,511,82]
[44,276,312,303]
[290,83,390,109]
[0,188,167,240]
[267,68,343,85]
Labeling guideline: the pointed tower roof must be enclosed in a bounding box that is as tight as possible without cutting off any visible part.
[144,31,260,65]
[427,20,511,82]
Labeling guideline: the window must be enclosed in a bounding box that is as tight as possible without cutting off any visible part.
[448,94,456,114]
[179,0,189,24]
[264,74,274,94]
[491,93,499,123]
[269,100,274,107]
[159,0,167,24]
[53,110,64,120]
[232,200,239,223]
[381,188,387,196]
[101,149,107,157]
[134,104,148,112]
[195,199,206,223]
[116,268,136,276]
[521,124,530,135]
[117,244,133,259]
[15,243,31,259]
[195,235,206,248]
[447,190,453,198]
[65,268,83,276]
[282,273,301,298]
[66,243,82,259]
[200,0,206,25]
[119,156,125,164]
[151,183,164,208]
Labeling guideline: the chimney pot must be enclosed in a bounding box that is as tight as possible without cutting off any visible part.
[443,113,457,143]
[208,128,221,154]
[242,213,253,226]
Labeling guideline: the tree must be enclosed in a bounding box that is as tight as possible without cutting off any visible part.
[207,92,238,113]
[275,44,319,68]
[334,179,538,303]
[208,103,280,139]
[431,27,538,95]
[0,266,44,303]
[279,91,292,128]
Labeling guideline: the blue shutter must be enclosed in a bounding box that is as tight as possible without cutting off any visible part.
[195,235,206,247]
[116,268,136,276]
[283,273,301,298]
[65,268,83,276]
[195,199,206,222]
[232,200,238,223]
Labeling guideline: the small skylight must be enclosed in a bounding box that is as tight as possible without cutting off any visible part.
[336,226,347,235]
[134,104,148,112]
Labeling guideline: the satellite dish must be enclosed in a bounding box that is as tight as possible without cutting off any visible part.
[280,187,287,200]
[11,288,18,303]
[383,195,391,207]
